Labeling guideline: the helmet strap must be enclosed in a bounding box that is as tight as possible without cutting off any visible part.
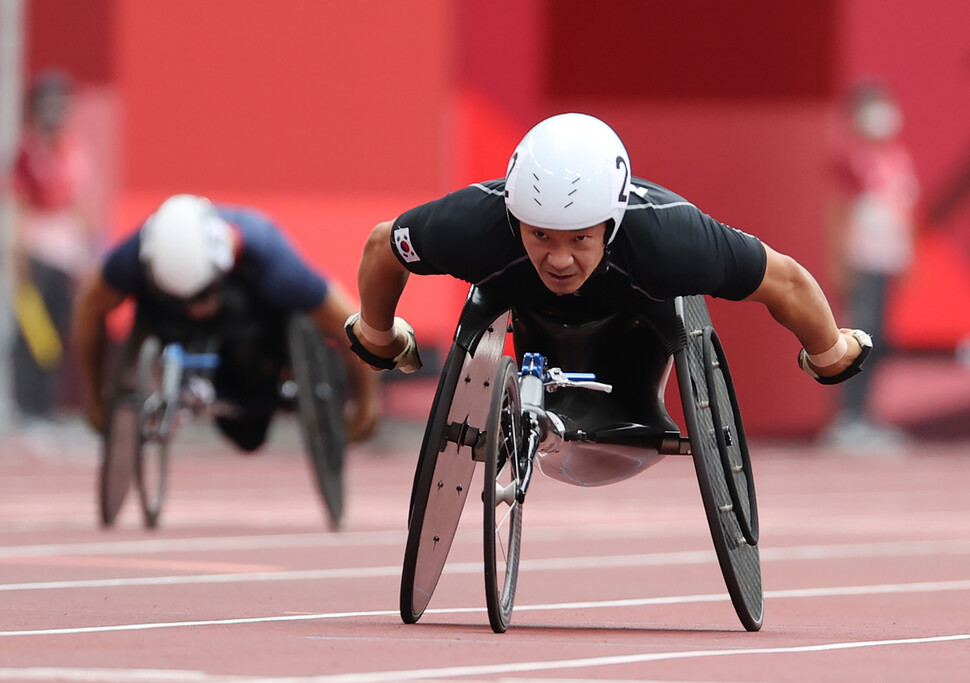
[505,208,519,237]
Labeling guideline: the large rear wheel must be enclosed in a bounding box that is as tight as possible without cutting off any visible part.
[400,314,509,624]
[676,295,763,632]
[99,394,138,527]
[287,315,346,530]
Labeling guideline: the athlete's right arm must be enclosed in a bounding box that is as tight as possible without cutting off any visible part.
[351,220,413,363]
[73,270,127,432]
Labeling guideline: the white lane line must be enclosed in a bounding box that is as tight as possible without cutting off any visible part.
[3,538,970,593]
[294,634,970,682]
[0,668,756,683]
[2,578,970,637]
[0,522,706,558]
[0,634,968,682]
[0,668,216,681]
[0,531,407,558]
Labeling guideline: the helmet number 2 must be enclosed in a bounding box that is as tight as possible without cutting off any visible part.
[615,156,629,202]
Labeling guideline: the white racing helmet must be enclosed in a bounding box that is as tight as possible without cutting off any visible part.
[505,113,632,243]
[139,194,235,299]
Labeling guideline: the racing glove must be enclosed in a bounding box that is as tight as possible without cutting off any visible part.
[344,312,422,374]
[798,328,872,385]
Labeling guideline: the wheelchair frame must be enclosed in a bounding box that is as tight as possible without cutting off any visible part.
[400,286,763,633]
[98,313,347,530]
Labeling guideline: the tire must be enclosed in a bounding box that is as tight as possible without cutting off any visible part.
[483,357,524,633]
[287,315,346,530]
[676,295,763,632]
[134,336,170,529]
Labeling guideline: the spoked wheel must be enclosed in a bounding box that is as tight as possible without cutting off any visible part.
[99,393,139,527]
[135,336,170,529]
[675,295,763,631]
[287,314,346,530]
[483,356,524,633]
[400,313,509,625]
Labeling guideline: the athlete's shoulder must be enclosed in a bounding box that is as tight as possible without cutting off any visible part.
[397,179,508,232]
[626,177,696,214]
[392,179,519,281]
[215,204,277,237]
[467,177,508,197]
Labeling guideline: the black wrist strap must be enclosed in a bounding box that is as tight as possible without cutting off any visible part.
[810,341,872,385]
[344,320,396,370]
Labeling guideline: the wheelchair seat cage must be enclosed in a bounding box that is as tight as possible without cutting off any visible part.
[400,286,764,633]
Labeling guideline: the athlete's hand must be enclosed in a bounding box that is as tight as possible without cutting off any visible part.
[85,396,106,433]
[345,313,422,374]
[343,395,381,443]
[798,329,872,385]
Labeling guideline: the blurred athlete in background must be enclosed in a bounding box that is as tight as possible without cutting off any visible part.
[74,194,380,450]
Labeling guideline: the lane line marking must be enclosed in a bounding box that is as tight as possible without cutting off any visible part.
[3,539,970,593]
[0,668,214,681]
[0,556,281,572]
[2,578,969,637]
[297,634,970,682]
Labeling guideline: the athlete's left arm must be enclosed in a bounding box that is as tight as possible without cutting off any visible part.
[252,227,381,442]
[309,279,381,443]
[743,244,863,377]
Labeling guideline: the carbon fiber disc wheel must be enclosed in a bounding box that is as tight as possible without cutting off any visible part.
[401,315,508,625]
[99,394,138,527]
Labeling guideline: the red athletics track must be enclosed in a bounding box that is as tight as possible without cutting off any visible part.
[1,407,969,682]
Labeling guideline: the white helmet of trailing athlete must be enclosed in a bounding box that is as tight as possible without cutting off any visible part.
[139,194,235,299]
[505,113,632,243]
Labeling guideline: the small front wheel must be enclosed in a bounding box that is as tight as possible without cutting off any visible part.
[483,356,524,633]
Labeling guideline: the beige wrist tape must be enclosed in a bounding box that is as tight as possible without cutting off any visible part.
[807,335,848,368]
[357,316,397,346]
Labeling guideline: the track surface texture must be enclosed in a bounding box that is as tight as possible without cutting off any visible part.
[2,406,970,682]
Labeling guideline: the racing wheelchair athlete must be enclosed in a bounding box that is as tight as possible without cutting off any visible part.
[74,195,379,530]
[347,113,872,632]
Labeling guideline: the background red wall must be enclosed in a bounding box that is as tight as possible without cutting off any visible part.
[23,0,970,435]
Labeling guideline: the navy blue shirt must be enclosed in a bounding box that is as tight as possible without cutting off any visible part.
[103,205,328,312]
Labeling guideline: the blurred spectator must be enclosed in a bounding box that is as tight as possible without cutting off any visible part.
[7,69,98,424]
[824,81,920,448]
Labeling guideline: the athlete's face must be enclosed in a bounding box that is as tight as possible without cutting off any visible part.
[183,284,223,320]
[520,222,608,295]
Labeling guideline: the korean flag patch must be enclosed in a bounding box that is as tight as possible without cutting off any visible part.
[393,226,421,264]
